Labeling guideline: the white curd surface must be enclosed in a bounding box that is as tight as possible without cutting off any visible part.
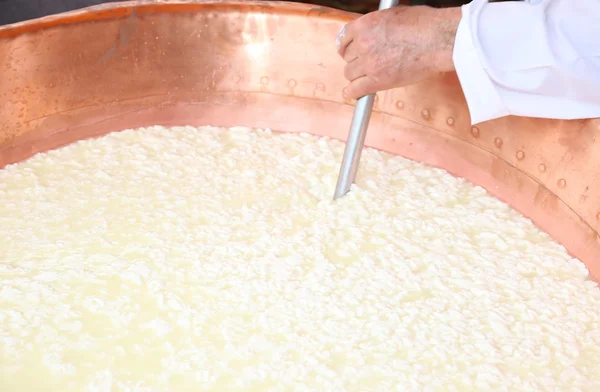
[0,125,599,391]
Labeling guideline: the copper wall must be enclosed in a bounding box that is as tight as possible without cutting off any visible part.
[0,1,599,280]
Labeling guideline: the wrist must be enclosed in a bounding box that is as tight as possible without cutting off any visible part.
[432,7,462,73]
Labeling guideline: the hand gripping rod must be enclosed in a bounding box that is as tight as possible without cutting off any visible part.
[333,0,400,200]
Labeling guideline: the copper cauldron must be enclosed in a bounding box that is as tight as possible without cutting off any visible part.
[1,0,599,281]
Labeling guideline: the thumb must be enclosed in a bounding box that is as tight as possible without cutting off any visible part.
[346,76,377,100]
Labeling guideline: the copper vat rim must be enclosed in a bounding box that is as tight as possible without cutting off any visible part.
[0,0,599,282]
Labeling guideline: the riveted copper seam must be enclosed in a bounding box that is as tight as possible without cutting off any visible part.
[0,0,599,281]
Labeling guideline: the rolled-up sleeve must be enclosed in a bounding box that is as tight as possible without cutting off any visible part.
[453,0,600,125]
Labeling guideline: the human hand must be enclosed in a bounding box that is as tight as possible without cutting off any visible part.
[336,6,461,99]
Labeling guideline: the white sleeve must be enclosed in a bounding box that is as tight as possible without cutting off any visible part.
[452,0,600,125]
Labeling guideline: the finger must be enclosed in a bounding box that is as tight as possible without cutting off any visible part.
[344,58,366,82]
[346,76,377,100]
[336,22,355,58]
[343,41,358,63]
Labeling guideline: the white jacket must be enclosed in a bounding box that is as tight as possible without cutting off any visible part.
[453,0,600,124]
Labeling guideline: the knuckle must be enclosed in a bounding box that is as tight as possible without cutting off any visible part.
[365,57,380,77]
[355,34,371,51]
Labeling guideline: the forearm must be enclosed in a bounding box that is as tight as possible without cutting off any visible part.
[452,0,600,124]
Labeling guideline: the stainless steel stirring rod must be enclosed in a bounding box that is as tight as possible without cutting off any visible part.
[333,0,400,200]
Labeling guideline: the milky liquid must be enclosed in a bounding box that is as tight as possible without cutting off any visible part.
[0,126,599,391]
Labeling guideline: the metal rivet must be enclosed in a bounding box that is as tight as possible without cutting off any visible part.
[516,150,525,160]
[538,163,546,172]
[558,178,566,188]
[421,109,430,120]
[471,127,480,138]
[446,117,455,126]
[494,138,503,148]
[396,100,404,110]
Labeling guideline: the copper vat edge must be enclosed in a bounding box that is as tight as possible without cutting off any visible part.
[1,0,599,281]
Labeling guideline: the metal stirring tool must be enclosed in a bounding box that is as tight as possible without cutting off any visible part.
[333,0,400,200]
